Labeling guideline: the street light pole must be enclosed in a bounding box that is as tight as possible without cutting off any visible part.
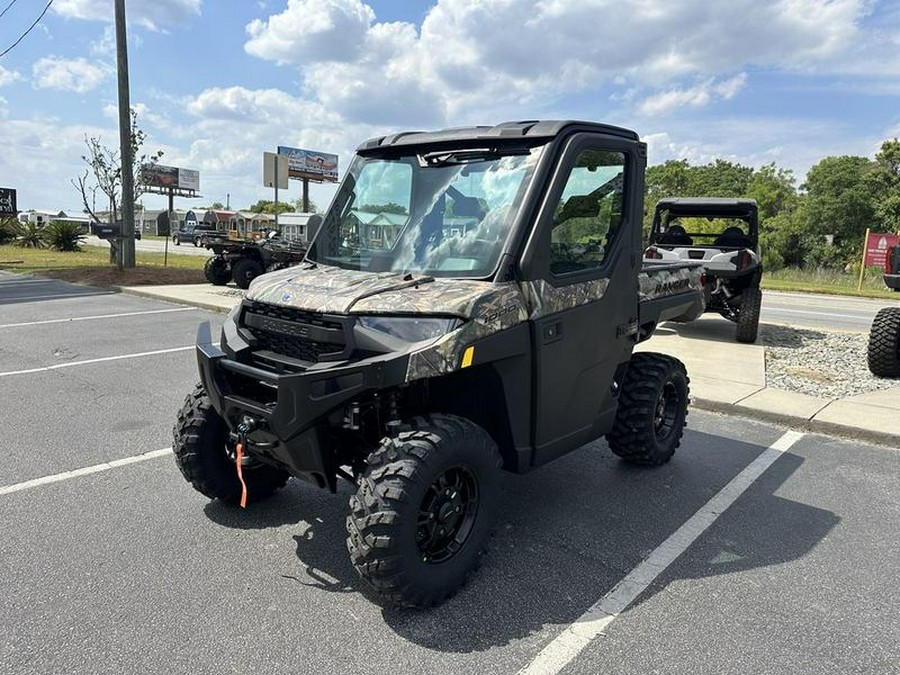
[115,0,136,269]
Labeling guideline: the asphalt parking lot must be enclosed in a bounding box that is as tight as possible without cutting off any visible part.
[3,274,900,675]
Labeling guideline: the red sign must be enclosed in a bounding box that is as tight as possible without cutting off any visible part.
[864,232,900,267]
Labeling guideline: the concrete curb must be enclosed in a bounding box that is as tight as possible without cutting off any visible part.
[693,397,899,449]
[115,285,235,314]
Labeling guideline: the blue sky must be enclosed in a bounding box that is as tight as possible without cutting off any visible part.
[0,0,898,216]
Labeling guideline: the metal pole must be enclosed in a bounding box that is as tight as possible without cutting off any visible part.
[115,0,136,269]
[274,159,279,233]
[165,189,173,267]
[303,178,309,212]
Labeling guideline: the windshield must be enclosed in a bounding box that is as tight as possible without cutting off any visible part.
[307,146,543,277]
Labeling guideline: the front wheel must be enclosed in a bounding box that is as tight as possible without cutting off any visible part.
[606,352,689,466]
[231,258,264,290]
[346,414,502,608]
[867,307,900,378]
[173,234,181,245]
[172,384,289,504]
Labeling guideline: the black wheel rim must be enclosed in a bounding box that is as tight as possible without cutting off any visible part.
[654,381,680,441]
[416,465,478,564]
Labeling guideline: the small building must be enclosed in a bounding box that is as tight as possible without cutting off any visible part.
[19,209,91,228]
[278,212,323,243]
[229,211,274,240]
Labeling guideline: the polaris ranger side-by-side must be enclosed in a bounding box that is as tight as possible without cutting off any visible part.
[173,120,704,608]
[645,198,763,343]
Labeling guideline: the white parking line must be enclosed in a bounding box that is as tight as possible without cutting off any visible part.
[0,346,195,378]
[0,448,173,496]
[0,307,195,329]
[519,429,806,675]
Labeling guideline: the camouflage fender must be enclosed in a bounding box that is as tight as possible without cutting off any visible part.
[405,283,528,381]
[638,265,703,301]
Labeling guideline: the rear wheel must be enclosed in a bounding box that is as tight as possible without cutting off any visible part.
[867,307,900,378]
[606,352,689,466]
[346,414,501,608]
[173,384,289,504]
[232,258,264,290]
[204,257,231,286]
[735,286,762,343]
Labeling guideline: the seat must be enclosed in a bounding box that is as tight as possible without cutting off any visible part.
[657,224,693,246]
[713,226,752,249]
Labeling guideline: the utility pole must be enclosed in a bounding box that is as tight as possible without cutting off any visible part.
[115,0,136,269]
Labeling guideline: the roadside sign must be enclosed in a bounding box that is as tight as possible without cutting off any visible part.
[864,232,900,268]
[0,187,16,218]
[263,152,289,189]
[277,146,339,183]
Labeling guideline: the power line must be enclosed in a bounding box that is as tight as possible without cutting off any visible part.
[0,0,21,20]
[0,0,53,60]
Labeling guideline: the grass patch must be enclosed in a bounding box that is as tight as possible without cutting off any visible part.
[0,244,206,286]
[762,266,897,300]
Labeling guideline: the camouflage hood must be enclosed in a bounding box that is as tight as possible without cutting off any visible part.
[246,264,503,319]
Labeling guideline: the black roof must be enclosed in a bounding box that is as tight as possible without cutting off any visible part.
[654,198,758,218]
[357,120,639,154]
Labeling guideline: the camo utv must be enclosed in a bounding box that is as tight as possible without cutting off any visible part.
[173,120,704,608]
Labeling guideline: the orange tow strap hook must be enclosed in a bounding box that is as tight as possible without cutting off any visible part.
[235,441,248,508]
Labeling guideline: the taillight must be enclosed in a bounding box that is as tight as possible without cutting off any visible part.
[736,250,752,269]
[645,247,662,259]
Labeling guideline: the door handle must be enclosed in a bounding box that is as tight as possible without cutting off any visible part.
[542,321,563,344]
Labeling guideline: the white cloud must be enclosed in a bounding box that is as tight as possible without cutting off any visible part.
[245,0,375,65]
[638,74,748,116]
[240,0,875,129]
[0,65,21,87]
[52,0,201,31]
[90,25,116,56]
[32,57,110,94]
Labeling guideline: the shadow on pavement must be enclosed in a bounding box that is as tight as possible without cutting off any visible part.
[202,429,837,653]
[0,276,115,305]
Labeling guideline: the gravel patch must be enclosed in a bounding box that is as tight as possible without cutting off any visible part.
[762,325,898,398]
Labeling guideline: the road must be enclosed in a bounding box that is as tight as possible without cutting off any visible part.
[84,234,212,257]
[762,290,898,333]
[2,272,899,675]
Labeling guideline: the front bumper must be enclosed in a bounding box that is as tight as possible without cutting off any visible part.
[196,321,408,490]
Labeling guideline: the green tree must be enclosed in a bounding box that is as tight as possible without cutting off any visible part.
[802,155,875,245]
[869,138,900,233]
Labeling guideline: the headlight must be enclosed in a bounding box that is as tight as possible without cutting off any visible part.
[356,316,463,342]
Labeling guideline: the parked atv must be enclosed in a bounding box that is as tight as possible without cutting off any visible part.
[174,120,704,609]
[645,198,763,343]
[204,230,312,289]
[884,245,900,292]
[868,307,900,377]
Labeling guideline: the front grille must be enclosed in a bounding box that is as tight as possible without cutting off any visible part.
[242,302,348,364]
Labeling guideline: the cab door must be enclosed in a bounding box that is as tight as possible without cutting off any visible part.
[519,133,645,466]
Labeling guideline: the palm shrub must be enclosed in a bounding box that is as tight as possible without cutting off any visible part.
[44,220,87,252]
[0,217,18,245]
[16,221,44,248]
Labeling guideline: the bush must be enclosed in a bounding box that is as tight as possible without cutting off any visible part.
[0,217,18,245]
[44,220,87,252]
[16,221,44,248]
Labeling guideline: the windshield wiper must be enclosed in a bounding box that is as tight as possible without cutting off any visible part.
[418,147,530,167]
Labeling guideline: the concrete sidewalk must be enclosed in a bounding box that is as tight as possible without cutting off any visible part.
[121,283,900,447]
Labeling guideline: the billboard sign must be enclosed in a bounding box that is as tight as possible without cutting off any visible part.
[178,169,200,191]
[864,232,900,267]
[277,146,338,183]
[141,164,200,192]
[0,187,17,218]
